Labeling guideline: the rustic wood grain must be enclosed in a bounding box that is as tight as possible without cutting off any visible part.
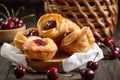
[27,50,69,72]
[0,57,11,80]
[95,59,120,80]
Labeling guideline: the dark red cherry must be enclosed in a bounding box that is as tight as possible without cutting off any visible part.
[0,25,1,30]
[9,16,19,24]
[113,46,120,52]
[8,16,24,28]
[91,62,99,71]
[44,20,56,30]
[15,19,23,28]
[15,23,23,28]
[113,46,120,58]
[31,30,39,36]
[33,39,46,46]
[4,20,15,29]
[95,40,103,47]
[17,19,23,27]
[83,68,95,80]
[103,38,114,47]
[86,61,93,68]
[0,18,4,29]
[14,66,26,79]
[0,20,6,29]
[0,18,4,24]
[87,61,99,71]
[47,67,58,80]
[24,30,39,37]
[109,49,120,59]
[18,19,23,24]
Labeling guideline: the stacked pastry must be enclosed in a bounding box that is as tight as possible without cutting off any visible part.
[13,13,95,60]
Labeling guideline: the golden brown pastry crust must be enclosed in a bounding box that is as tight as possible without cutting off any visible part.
[60,27,95,55]
[64,18,80,32]
[14,32,27,52]
[37,13,81,43]
[23,36,58,60]
[14,27,38,52]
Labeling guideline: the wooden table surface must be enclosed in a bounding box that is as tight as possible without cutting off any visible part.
[0,1,120,80]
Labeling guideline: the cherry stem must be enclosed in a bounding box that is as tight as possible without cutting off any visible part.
[93,53,99,61]
[59,72,74,77]
[102,43,111,52]
[22,14,35,20]
[0,12,7,19]
[11,63,19,67]
[16,6,25,16]
[0,4,10,17]
[11,9,15,16]
[78,69,84,78]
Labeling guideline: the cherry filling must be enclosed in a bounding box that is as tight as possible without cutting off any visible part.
[33,39,46,46]
[63,32,71,38]
[44,20,56,30]
[24,30,39,37]
[100,2,106,5]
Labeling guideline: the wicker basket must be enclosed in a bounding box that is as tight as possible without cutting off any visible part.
[44,0,118,41]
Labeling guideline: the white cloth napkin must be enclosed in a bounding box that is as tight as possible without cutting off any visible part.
[0,43,27,67]
[62,43,104,72]
[0,43,104,72]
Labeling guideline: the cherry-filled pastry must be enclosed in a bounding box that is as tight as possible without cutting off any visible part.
[14,27,39,52]
[23,36,58,60]
[60,27,95,55]
[37,13,80,43]
[13,13,96,60]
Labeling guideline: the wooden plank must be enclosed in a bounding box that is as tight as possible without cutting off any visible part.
[0,56,11,80]
[95,59,120,80]
[6,59,120,80]
[7,69,81,80]
[27,51,69,72]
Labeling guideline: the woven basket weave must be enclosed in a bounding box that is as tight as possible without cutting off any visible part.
[44,0,118,41]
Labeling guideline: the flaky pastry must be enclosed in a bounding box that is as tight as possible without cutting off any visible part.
[23,36,58,60]
[14,27,39,52]
[37,13,80,43]
[61,27,95,55]
[14,32,27,52]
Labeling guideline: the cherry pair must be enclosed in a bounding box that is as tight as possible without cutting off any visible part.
[81,53,99,80]
[96,38,120,59]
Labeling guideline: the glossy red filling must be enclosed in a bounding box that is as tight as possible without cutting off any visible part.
[24,29,39,37]
[33,39,46,46]
[44,20,56,30]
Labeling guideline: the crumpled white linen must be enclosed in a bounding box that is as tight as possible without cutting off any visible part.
[0,43,104,72]
[62,43,104,72]
[0,43,27,67]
